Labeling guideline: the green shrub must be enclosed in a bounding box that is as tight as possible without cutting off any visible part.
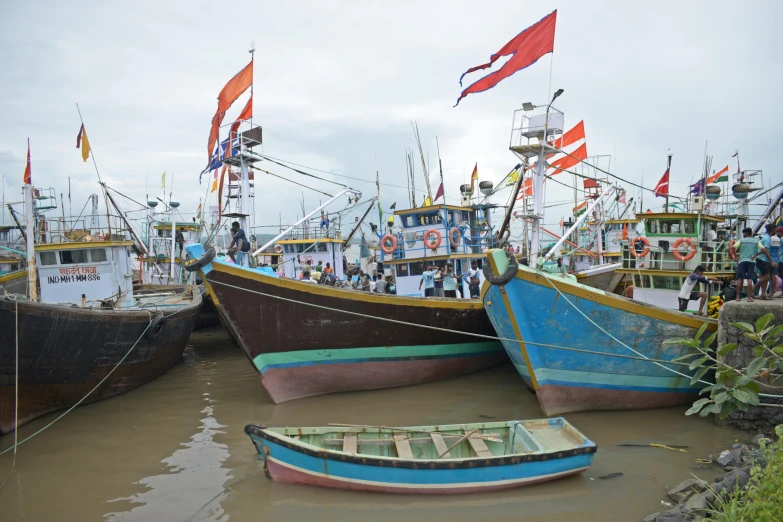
[704,425,783,522]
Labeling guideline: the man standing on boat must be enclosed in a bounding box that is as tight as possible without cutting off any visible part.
[227,221,251,265]
[175,227,185,259]
[677,265,716,315]
[443,264,458,298]
[465,261,481,298]
[419,265,436,297]
[731,227,775,302]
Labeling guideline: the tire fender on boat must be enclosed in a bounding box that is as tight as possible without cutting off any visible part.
[146,314,166,340]
[185,246,216,272]
[483,250,518,285]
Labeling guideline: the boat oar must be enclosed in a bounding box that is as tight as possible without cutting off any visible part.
[438,429,478,458]
[328,423,502,443]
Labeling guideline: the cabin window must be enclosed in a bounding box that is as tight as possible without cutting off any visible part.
[39,251,57,265]
[90,249,108,262]
[634,274,651,288]
[651,275,681,290]
[409,261,426,276]
[403,215,415,228]
[648,219,682,235]
[683,220,695,234]
[316,243,328,253]
[396,264,409,277]
[0,231,7,241]
[60,249,89,264]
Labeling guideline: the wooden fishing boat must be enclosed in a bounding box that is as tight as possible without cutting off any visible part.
[186,243,505,403]
[244,419,596,494]
[482,248,716,415]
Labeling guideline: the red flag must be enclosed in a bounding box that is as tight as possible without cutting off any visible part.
[549,142,587,175]
[207,60,254,161]
[23,138,31,185]
[469,163,478,194]
[551,120,585,149]
[517,177,533,199]
[653,169,669,197]
[456,10,557,106]
[434,182,444,202]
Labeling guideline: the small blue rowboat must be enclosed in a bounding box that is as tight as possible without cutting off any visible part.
[481,249,715,415]
[244,418,596,494]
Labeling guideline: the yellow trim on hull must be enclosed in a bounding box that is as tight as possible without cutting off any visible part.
[0,270,26,283]
[34,240,133,251]
[515,267,715,330]
[486,251,539,390]
[210,262,485,310]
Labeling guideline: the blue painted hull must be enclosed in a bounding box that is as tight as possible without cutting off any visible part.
[246,424,595,494]
[482,262,714,415]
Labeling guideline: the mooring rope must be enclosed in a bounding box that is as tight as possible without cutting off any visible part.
[0,286,205,457]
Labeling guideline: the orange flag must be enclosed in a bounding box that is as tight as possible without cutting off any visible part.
[549,142,587,175]
[23,138,31,185]
[551,120,585,149]
[225,96,254,159]
[707,165,729,184]
[207,60,253,161]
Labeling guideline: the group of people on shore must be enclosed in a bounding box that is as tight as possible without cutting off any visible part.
[418,261,481,299]
[678,224,783,314]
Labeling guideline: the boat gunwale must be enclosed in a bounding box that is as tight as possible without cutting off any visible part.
[210,259,485,310]
[244,423,597,470]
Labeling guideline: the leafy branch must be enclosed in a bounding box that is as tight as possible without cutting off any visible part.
[664,313,783,418]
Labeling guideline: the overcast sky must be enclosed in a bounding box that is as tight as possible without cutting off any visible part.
[1,0,781,238]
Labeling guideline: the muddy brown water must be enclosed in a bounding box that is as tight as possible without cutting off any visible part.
[0,328,747,522]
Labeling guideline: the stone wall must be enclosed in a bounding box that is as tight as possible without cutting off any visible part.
[717,300,783,431]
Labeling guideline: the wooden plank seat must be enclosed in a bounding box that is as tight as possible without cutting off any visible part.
[430,432,451,458]
[343,433,358,454]
[393,433,414,459]
[468,435,493,458]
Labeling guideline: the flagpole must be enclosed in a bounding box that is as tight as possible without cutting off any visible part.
[75,103,102,183]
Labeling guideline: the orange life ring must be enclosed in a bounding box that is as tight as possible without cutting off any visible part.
[672,237,697,261]
[448,227,461,248]
[424,229,442,249]
[381,234,397,254]
[274,244,283,253]
[630,236,650,258]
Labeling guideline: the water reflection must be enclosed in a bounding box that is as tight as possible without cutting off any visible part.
[105,392,231,522]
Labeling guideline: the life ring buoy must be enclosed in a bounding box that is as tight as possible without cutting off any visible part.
[185,246,216,272]
[483,250,518,286]
[274,244,283,253]
[423,229,442,250]
[381,234,397,254]
[672,237,697,261]
[448,227,461,248]
[630,237,650,258]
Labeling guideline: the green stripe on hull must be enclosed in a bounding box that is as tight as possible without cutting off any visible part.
[254,342,503,374]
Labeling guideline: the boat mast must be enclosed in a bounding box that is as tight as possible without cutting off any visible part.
[23,183,38,301]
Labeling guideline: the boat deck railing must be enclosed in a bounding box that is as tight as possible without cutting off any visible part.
[388,226,498,260]
[621,238,738,273]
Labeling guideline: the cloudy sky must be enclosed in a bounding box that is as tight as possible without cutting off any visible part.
[1,0,781,239]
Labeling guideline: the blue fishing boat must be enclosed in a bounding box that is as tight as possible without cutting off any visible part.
[482,248,715,415]
[245,419,596,494]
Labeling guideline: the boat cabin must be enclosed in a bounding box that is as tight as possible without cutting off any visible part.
[275,218,346,280]
[35,240,136,307]
[380,203,498,297]
[142,221,201,285]
[618,213,735,310]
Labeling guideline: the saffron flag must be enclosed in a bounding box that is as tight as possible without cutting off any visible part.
[549,142,587,175]
[23,138,31,185]
[551,120,584,150]
[708,165,729,184]
[456,10,557,106]
[434,182,444,201]
[653,169,669,197]
[517,176,533,199]
[226,95,254,160]
[207,60,254,161]
[469,163,478,194]
[76,124,91,162]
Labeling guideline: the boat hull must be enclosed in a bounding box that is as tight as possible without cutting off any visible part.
[0,290,201,435]
[246,424,595,495]
[187,244,505,403]
[482,251,713,415]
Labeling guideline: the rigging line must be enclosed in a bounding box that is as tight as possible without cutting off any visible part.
[260,156,348,189]
[251,166,333,198]
[552,149,688,202]
[104,185,149,210]
[260,154,430,195]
